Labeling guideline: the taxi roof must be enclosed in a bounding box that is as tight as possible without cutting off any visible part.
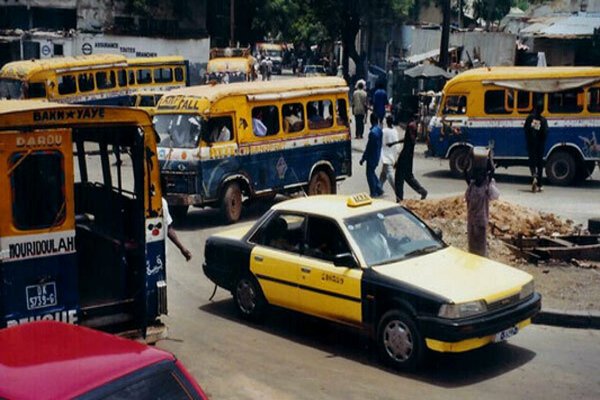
[272,195,396,220]
[0,54,127,79]
[160,76,348,103]
[0,321,173,400]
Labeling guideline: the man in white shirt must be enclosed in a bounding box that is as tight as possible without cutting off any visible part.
[161,196,192,261]
[253,113,268,136]
[379,115,399,191]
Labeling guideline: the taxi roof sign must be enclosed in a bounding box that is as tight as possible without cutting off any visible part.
[347,193,372,207]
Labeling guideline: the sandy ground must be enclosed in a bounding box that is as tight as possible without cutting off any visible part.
[404,197,600,312]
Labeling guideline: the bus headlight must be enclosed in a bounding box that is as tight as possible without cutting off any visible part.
[520,281,534,300]
[438,300,487,319]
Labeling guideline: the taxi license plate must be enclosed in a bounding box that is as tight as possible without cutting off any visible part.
[26,282,57,310]
[493,326,519,343]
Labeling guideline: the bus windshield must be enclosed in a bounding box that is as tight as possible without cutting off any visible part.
[0,78,24,99]
[153,114,202,148]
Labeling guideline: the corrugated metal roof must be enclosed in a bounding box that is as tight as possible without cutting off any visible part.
[520,14,600,38]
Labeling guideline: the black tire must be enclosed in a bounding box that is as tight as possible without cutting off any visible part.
[234,274,267,321]
[169,205,188,224]
[545,151,576,186]
[449,147,472,178]
[577,161,596,181]
[307,170,335,195]
[220,182,243,223]
[376,310,425,371]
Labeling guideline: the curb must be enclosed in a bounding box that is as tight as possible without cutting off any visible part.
[533,309,600,329]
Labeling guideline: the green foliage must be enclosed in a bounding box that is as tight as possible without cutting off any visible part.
[473,0,511,22]
[513,0,530,11]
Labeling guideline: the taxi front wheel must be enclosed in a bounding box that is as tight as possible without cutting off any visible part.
[234,274,267,322]
[376,310,425,371]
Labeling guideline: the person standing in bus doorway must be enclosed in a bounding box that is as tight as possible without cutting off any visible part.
[352,80,368,139]
[379,115,398,192]
[372,81,388,123]
[359,113,384,197]
[161,178,192,262]
[391,115,427,202]
[524,102,548,192]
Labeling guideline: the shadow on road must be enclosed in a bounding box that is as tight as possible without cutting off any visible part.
[200,298,536,387]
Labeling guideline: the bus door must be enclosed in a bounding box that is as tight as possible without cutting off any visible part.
[0,129,79,328]
[72,126,149,329]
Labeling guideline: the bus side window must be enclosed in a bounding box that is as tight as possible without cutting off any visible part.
[78,73,95,92]
[174,67,184,82]
[137,69,153,85]
[307,99,334,130]
[442,95,467,115]
[484,90,512,115]
[58,74,77,95]
[516,91,531,113]
[587,88,600,113]
[205,116,234,143]
[118,69,127,87]
[28,82,47,99]
[154,68,173,83]
[548,88,583,114]
[96,71,116,90]
[128,70,136,85]
[282,103,305,133]
[252,105,280,137]
[10,151,65,230]
[336,98,349,127]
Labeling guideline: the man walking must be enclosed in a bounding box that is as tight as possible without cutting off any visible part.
[391,116,427,202]
[524,102,548,192]
[379,115,398,191]
[372,82,388,123]
[352,81,368,139]
[360,113,384,197]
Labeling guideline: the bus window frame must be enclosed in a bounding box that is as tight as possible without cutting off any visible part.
[251,103,281,139]
[28,81,47,99]
[95,70,117,91]
[58,73,77,96]
[306,97,336,131]
[441,94,467,116]
[136,69,154,85]
[547,88,584,114]
[483,89,513,115]
[587,86,600,113]
[281,102,306,135]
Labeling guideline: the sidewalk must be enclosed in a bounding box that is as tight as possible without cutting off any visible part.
[348,122,600,330]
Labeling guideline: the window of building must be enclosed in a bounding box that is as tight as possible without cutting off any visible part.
[484,90,513,114]
[28,82,46,98]
[442,95,467,115]
[137,69,153,85]
[587,87,600,113]
[96,71,116,90]
[153,68,173,83]
[53,44,64,56]
[548,88,583,114]
[252,105,280,137]
[78,73,95,92]
[58,74,76,95]
[174,67,184,82]
[11,151,65,230]
[282,103,305,133]
[336,99,349,127]
[307,99,334,130]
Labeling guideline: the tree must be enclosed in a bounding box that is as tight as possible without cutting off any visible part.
[473,0,511,28]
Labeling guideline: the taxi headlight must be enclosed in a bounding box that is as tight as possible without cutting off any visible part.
[520,281,534,300]
[438,300,487,319]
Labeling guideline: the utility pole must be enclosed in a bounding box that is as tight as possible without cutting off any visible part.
[439,0,451,69]
[230,0,235,47]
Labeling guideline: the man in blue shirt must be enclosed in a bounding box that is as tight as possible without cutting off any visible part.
[372,82,388,123]
[360,113,384,197]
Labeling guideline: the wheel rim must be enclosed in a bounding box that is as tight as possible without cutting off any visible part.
[228,187,242,219]
[456,152,471,174]
[551,160,570,180]
[310,172,331,194]
[382,319,413,362]
[236,279,256,315]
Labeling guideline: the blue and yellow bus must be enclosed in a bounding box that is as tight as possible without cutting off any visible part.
[153,77,352,223]
[0,101,167,340]
[428,67,600,185]
[0,55,188,105]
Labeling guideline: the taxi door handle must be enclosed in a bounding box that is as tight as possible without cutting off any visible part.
[301,267,311,273]
[254,256,263,262]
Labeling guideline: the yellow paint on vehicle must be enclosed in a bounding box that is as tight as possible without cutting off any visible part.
[425,319,531,353]
[250,246,301,310]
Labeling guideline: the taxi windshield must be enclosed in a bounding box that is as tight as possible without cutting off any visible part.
[153,114,202,148]
[344,206,445,267]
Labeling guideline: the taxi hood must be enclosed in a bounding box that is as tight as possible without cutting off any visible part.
[373,246,532,304]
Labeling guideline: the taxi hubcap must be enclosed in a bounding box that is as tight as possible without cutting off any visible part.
[237,280,256,314]
[383,320,413,362]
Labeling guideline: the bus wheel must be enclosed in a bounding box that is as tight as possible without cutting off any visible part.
[577,161,596,181]
[169,205,188,223]
[376,310,425,371]
[545,151,576,186]
[308,170,334,195]
[449,148,472,178]
[221,182,243,223]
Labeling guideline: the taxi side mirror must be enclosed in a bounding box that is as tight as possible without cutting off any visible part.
[333,252,358,268]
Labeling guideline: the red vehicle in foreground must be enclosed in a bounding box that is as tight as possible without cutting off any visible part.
[0,321,207,400]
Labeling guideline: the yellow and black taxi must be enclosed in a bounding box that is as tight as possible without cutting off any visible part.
[203,194,541,370]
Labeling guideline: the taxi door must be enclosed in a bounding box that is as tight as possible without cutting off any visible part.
[297,216,363,325]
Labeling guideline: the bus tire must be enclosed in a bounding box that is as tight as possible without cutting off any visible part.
[449,147,472,178]
[169,205,188,224]
[376,310,425,371]
[221,182,243,223]
[545,151,576,186]
[308,170,335,195]
[577,161,596,181]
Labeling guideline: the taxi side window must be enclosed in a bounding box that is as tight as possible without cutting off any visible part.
[250,213,305,253]
[10,151,65,230]
[305,217,350,262]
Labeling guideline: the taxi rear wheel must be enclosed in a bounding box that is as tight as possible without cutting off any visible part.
[307,170,335,195]
[376,310,425,371]
[221,182,243,223]
[234,274,267,321]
